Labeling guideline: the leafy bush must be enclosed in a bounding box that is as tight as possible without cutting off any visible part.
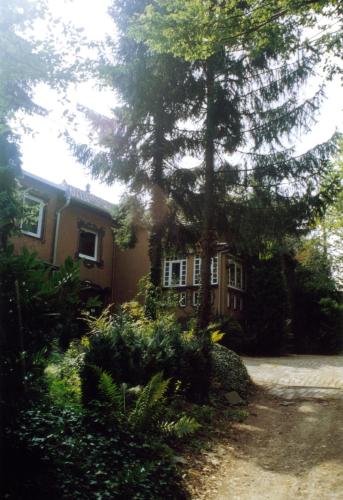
[293,246,343,353]
[81,308,211,403]
[0,247,83,355]
[214,315,247,353]
[45,340,86,409]
[244,255,289,354]
[211,344,251,397]
[4,402,188,500]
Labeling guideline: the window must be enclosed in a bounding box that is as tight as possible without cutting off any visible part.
[179,292,187,308]
[228,258,244,290]
[193,255,218,285]
[163,258,187,287]
[79,229,98,261]
[193,291,200,307]
[21,194,45,238]
[227,292,243,311]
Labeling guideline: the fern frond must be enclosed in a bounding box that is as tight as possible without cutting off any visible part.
[129,372,170,431]
[161,415,201,439]
[98,370,123,414]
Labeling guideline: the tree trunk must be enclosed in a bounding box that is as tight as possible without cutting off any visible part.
[146,116,168,319]
[149,118,167,289]
[197,59,216,330]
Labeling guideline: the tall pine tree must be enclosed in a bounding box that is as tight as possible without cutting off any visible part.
[76,0,198,304]
[133,0,342,328]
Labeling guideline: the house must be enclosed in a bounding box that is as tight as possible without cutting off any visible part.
[13,171,245,318]
[12,170,117,304]
[114,236,245,319]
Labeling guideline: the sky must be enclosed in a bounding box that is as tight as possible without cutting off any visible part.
[16,0,343,205]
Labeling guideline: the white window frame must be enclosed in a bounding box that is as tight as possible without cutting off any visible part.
[179,291,187,308]
[228,258,244,291]
[193,255,218,286]
[21,194,45,238]
[163,257,187,287]
[78,228,98,262]
[193,290,200,307]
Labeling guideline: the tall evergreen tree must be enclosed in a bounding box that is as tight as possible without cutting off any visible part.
[133,0,342,328]
[75,0,198,302]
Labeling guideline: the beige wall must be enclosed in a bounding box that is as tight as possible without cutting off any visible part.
[12,177,116,295]
[56,202,115,290]
[113,227,150,303]
[12,178,64,262]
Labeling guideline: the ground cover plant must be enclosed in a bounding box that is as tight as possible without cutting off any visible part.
[2,284,252,499]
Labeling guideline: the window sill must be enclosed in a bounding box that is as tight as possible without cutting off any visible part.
[21,230,42,240]
[79,254,97,262]
[228,285,245,292]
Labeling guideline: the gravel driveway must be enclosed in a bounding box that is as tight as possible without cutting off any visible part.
[188,355,343,500]
[243,355,343,399]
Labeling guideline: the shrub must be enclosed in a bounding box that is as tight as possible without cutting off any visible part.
[293,247,343,353]
[244,255,288,355]
[45,340,86,409]
[214,315,247,353]
[211,344,251,397]
[81,309,211,404]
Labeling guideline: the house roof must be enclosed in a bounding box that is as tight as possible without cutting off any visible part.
[22,170,115,216]
[64,184,114,215]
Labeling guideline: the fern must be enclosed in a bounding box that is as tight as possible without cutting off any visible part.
[98,371,123,413]
[129,372,170,432]
[94,370,201,440]
[161,415,201,439]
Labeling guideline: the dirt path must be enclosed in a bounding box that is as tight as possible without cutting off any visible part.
[187,356,343,500]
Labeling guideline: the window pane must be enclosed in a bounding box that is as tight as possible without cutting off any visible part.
[236,265,242,289]
[79,230,96,258]
[171,262,181,284]
[194,256,201,285]
[228,262,235,286]
[211,256,218,284]
[22,197,41,235]
[179,292,186,307]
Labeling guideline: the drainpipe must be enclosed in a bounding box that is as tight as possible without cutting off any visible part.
[52,193,71,266]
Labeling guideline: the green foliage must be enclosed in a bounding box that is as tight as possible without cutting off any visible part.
[161,414,201,439]
[293,243,343,353]
[244,255,289,354]
[211,316,246,352]
[81,307,212,403]
[0,132,23,249]
[0,247,82,353]
[95,370,201,439]
[112,196,146,249]
[130,0,342,328]
[128,372,170,431]
[4,402,187,500]
[223,407,250,423]
[211,344,251,397]
[133,0,342,63]
[45,341,85,409]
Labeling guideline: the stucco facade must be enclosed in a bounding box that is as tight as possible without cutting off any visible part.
[12,172,116,302]
[13,171,245,318]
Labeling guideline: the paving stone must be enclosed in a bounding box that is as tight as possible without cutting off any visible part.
[242,355,343,400]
